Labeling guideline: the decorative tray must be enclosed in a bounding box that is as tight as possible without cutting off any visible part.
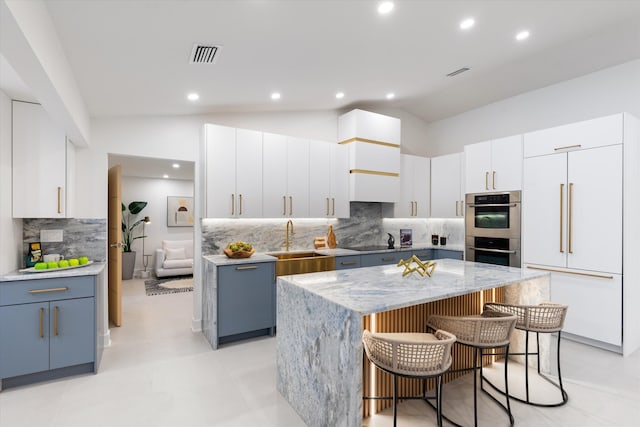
[19,261,94,274]
[223,248,255,259]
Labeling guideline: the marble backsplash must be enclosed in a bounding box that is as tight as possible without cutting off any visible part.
[201,202,464,255]
[23,218,107,267]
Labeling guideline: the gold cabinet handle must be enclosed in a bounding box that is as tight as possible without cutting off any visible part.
[231,194,235,216]
[54,306,59,336]
[485,172,489,190]
[492,171,496,190]
[459,200,464,217]
[289,196,293,216]
[236,265,258,271]
[39,307,44,338]
[560,183,564,253]
[283,196,286,216]
[29,287,69,294]
[326,198,330,216]
[239,194,243,215]
[554,144,582,151]
[455,200,459,216]
[340,261,357,266]
[57,186,62,214]
[331,198,335,216]
[382,257,396,262]
[568,182,574,254]
[526,265,613,279]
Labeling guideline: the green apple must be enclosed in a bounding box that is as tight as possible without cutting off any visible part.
[68,258,79,267]
[47,261,59,269]
[79,256,89,265]
[58,260,70,268]
[34,262,48,270]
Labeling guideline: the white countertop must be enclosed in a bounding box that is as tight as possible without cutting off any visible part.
[0,262,106,282]
[277,259,548,315]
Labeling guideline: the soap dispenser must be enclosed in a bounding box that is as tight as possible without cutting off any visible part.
[387,233,395,249]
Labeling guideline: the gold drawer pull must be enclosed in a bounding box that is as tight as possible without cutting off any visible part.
[29,287,69,294]
[236,266,258,271]
[382,257,396,262]
[526,265,614,279]
[554,144,582,151]
[341,261,357,266]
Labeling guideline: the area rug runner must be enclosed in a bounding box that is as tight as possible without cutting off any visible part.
[144,276,193,296]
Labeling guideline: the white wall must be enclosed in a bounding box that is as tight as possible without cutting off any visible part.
[120,175,194,274]
[0,89,23,274]
[422,59,640,157]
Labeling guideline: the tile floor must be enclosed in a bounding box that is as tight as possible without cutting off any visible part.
[0,278,638,426]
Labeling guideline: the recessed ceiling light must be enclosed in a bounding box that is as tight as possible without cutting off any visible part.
[386,93,395,100]
[378,2,394,14]
[271,92,281,100]
[163,174,169,179]
[172,163,180,169]
[460,18,475,30]
[516,30,530,41]
[187,93,199,101]
[336,92,345,99]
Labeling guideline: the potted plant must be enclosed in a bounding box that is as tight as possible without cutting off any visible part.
[121,201,148,280]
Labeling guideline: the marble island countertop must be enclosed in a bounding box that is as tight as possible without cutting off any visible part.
[0,262,106,282]
[278,259,548,315]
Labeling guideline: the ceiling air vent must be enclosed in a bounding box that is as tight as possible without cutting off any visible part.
[189,43,221,64]
[446,67,470,77]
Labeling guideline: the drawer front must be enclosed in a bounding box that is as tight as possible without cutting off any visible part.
[433,249,463,260]
[335,255,361,270]
[0,276,95,306]
[412,249,434,260]
[361,251,412,267]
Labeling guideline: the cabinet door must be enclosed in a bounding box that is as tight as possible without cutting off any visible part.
[235,129,263,217]
[413,156,430,217]
[434,249,464,260]
[431,153,462,218]
[491,135,522,192]
[262,133,288,217]
[464,140,492,194]
[330,144,350,218]
[0,303,49,378]
[50,298,95,370]
[567,145,622,273]
[361,251,412,267]
[287,137,310,217]
[522,154,567,268]
[395,155,415,217]
[308,141,332,217]
[205,124,236,217]
[12,101,67,218]
[218,263,275,337]
[550,271,622,346]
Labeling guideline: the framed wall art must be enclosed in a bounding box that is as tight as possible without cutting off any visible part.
[167,196,194,227]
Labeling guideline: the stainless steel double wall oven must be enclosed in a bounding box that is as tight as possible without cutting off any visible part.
[465,191,521,267]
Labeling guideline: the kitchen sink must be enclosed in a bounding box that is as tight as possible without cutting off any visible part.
[267,251,335,276]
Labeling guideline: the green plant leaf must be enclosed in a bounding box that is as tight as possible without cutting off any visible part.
[128,201,147,215]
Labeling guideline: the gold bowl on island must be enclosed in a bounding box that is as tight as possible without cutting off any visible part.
[223,248,255,259]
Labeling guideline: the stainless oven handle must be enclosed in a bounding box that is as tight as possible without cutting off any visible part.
[467,203,517,208]
[468,247,517,254]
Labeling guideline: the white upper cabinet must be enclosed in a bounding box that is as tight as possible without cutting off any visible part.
[338,109,401,203]
[12,101,71,218]
[523,114,623,158]
[205,124,262,218]
[309,142,350,218]
[395,154,430,217]
[430,152,464,218]
[464,135,522,194]
[262,134,309,218]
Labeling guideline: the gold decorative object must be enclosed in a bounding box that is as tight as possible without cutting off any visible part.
[397,255,437,277]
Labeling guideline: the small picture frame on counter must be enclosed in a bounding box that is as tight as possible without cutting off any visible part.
[26,242,43,267]
[400,229,412,247]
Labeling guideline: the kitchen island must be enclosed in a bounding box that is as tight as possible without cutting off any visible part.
[276,259,549,427]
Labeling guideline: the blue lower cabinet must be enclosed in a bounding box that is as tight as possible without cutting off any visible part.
[0,276,96,388]
[360,251,413,267]
[335,255,361,270]
[434,249,463,260]
[412,249,434,260]
[218,262,275,340]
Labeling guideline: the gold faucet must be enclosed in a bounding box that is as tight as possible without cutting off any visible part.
[285,220,294,251]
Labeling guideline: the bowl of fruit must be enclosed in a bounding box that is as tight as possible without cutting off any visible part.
[223,241,255,258]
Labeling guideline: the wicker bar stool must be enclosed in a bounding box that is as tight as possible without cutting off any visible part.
[426,311,517,427]
[483,302,569,406]
[362,329,456,427]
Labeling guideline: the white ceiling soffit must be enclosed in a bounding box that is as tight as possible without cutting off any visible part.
[0,52,37,102]
[108,154,195,181]
[44,0,640,122]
